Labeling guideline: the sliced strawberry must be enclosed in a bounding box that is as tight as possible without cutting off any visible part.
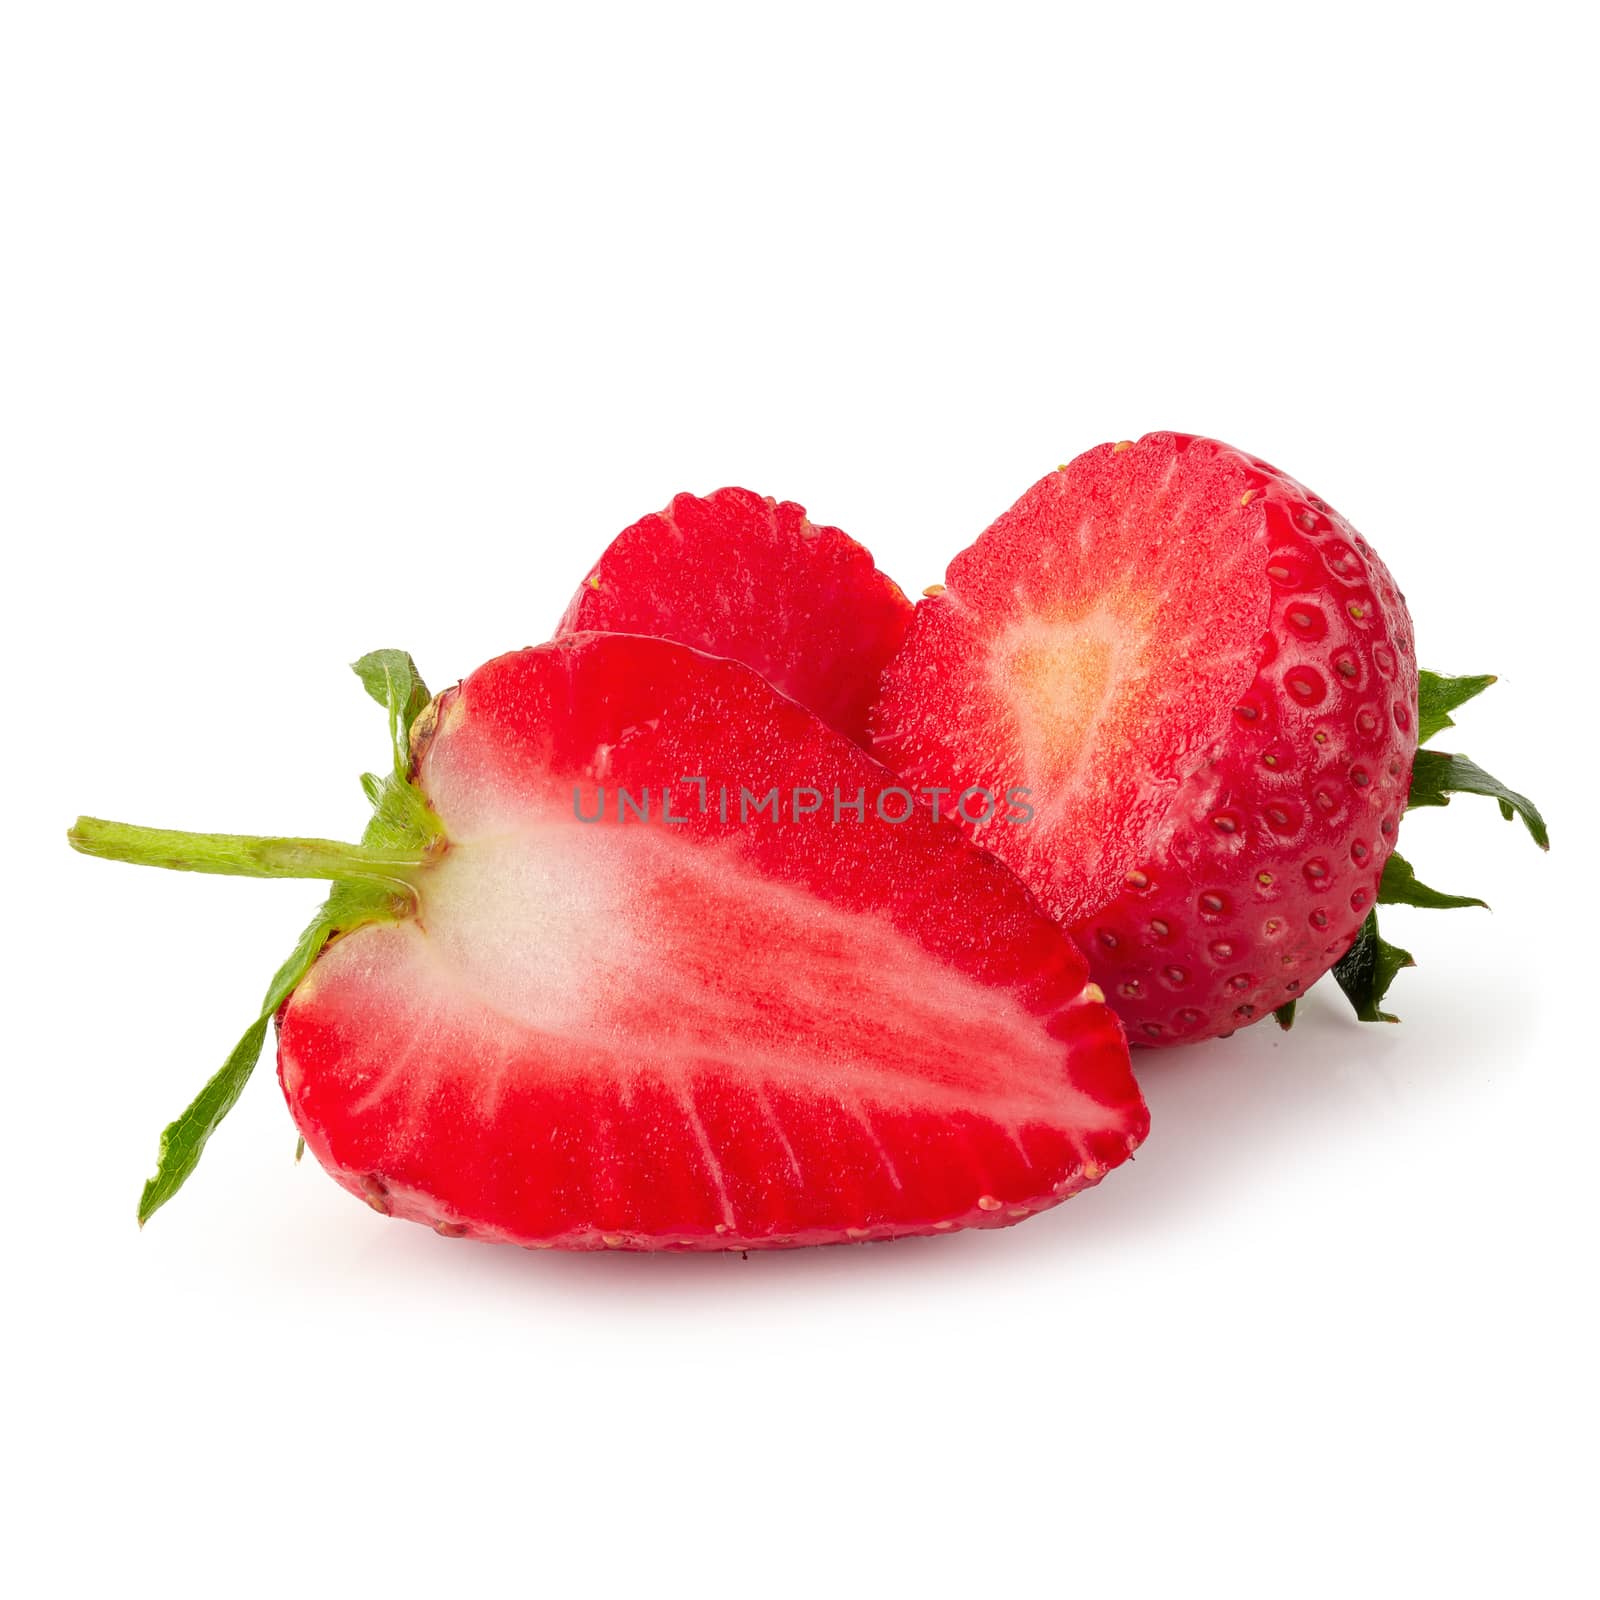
[872,433,1423,1045]
[557,487,912,747]
[280,635,1143,1248]
[71,637,1144,1248]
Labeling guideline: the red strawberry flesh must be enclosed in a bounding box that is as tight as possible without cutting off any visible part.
[278,633,1145,1248]
[557,487,912,747]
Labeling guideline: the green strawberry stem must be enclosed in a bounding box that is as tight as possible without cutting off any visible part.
[68,648,440,1225]
[67,816,428,894]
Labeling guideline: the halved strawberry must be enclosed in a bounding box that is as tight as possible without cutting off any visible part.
[557,487,912,747]
[873,433,1422,1043]
[873,433,1546,1043]
[69,636,1144,1249]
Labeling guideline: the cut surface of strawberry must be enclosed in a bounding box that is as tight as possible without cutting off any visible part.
[557,487,912,747]
[71,637,1144,1248]
[873,433,1421,1044]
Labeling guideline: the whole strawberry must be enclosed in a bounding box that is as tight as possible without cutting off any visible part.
[872,433,1546,1042]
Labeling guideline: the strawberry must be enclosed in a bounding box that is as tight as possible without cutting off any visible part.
[872,432,1547,1043]
[558,486,912,747]
[69,637,1144,1248]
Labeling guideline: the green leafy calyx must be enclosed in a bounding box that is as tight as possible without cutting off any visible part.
[1332,912,1415,1024]
[1406,749,1548,849]
[1322,669,1545,1028]
[353,649,433,778]
[1415,671,1495,745]
[1377,852,1487,912]
[66,650,444,1224]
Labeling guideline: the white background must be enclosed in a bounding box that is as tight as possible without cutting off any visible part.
[4,4,1594,1595]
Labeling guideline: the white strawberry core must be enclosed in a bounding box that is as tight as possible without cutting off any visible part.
[993,591,1158,793]
[297,820,1095,1131]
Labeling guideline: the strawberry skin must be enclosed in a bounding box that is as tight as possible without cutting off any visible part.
[873,433,1419,1045]
[557,487,912,747]
[277,634,1145,1248]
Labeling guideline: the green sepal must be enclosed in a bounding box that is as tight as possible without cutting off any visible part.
[1332,911,1415,1024]
[1407,749,1549,850]
[137,855,413,1225]
[1378,852,1488,912]
[1314,667,1544,1029]
[361,766,446,858]
[352,650,432,778]
[350,652,443,862]
[110,650,444,1225]
[1416,670,1496,745]
[140,915,317,1222]
[1273,1000,1297,1031]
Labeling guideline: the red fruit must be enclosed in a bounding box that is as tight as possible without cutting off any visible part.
[558,486,912,747]
[71,636,1144,1248]
[872,432,1420,1044]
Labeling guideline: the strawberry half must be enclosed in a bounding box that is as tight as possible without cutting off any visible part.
[69,637,1144,1248]
[557,487,912,747]
[872,432,1547,1043]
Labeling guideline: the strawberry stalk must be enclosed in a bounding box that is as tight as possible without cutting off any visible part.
[67,650,441,1224]
[67,818,427,899]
